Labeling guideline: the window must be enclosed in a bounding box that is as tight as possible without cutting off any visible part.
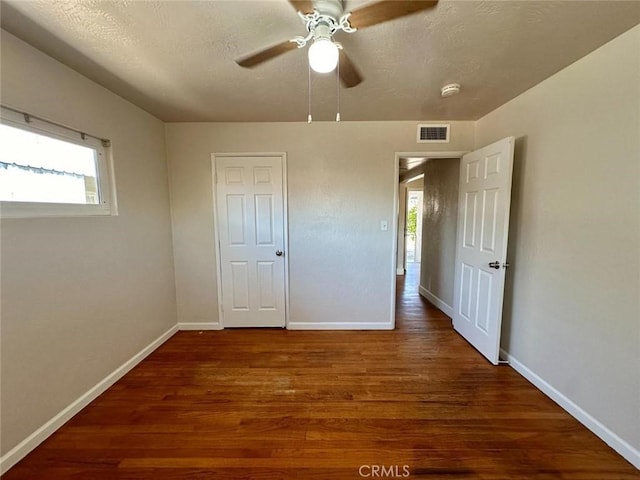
[0,106,116,217]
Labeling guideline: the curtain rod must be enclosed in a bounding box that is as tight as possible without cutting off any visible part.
[0,104,111,148]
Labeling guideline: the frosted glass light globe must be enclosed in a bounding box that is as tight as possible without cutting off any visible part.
[308,38,339,73]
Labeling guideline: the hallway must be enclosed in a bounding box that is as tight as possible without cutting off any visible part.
[395,263,428,329]
[3,272,637,479]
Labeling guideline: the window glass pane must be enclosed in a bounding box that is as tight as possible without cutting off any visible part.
[0,123,100,204]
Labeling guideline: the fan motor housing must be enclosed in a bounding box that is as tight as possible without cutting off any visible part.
[314,0,344,19]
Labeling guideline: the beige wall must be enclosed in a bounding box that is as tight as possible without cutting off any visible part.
[419,159,460,312]
[0,31,177,455]
[165,121,474,328]
[476,26,640,453]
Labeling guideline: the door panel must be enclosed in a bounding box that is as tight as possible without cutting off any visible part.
[459,263,474,320]
[230,262,250,310]
[463,192,478,248]
[215,155,286,327]
[481,188,499,253]
[453,137,515,364]
[257,261,276,310]
[255,195,274,245]
[226,195,247,245]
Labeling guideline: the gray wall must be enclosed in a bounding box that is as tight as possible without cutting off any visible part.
[419,159,460,312]
[476,25,640,454]
[0,31,177,455]
[165,121,475,328]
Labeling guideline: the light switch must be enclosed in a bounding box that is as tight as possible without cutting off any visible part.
[380,220,388,231]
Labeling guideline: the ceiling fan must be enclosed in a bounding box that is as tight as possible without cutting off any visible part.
[236,0,438,88]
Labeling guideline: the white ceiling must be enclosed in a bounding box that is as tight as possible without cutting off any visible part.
[2,0,639,122]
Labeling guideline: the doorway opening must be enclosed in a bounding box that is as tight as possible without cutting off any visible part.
[393,139,515,365]
[405,185,423,266]
[393,151,467,329]
[400,176,424,289]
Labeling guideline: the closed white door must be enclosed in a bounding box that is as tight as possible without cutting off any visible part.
[215,155,286,328]
[452,137,515,364]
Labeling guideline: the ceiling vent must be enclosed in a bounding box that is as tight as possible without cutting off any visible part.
[417,124,450,143]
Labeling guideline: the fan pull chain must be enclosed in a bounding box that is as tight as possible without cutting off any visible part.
[336,51,341,122]
[307,63,312,123]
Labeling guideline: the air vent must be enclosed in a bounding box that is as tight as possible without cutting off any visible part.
[417,124,450,143]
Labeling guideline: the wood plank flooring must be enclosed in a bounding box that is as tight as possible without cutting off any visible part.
[4,266,638,479]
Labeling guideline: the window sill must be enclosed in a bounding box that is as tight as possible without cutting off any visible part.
[0,201,117,219]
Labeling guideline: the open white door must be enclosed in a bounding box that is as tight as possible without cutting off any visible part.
[214,155,286,328]
[452,137,515,364]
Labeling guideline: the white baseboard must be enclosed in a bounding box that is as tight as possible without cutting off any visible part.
[0,324,178,475]
[396,268,405,275]
[178,322,222,330]
[419,286,453,318]
[287,321,393,330]
[500,348,640,470]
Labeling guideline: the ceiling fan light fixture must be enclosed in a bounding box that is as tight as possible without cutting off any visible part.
[308,38,339,73]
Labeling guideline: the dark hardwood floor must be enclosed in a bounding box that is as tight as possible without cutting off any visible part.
[4,265,637,479]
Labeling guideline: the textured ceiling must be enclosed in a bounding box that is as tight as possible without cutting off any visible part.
[2,0,639,122]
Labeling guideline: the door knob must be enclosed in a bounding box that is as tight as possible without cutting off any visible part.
[488,261,509,269]
[275,250,283,257]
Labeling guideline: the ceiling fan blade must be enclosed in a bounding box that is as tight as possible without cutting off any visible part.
[348,0,438,29]
[288,0,315,14]
[339,51,363,88]
[236,40,299,68]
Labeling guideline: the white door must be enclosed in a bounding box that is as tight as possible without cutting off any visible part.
[452,137,515,364]
[214,155,286,328]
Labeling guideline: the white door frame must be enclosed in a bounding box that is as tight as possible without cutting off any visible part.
[211,152,290,329]
[391,151,468,327]
[396,181,408,275]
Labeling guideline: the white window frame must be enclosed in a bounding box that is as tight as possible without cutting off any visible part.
[0,107,117,218]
